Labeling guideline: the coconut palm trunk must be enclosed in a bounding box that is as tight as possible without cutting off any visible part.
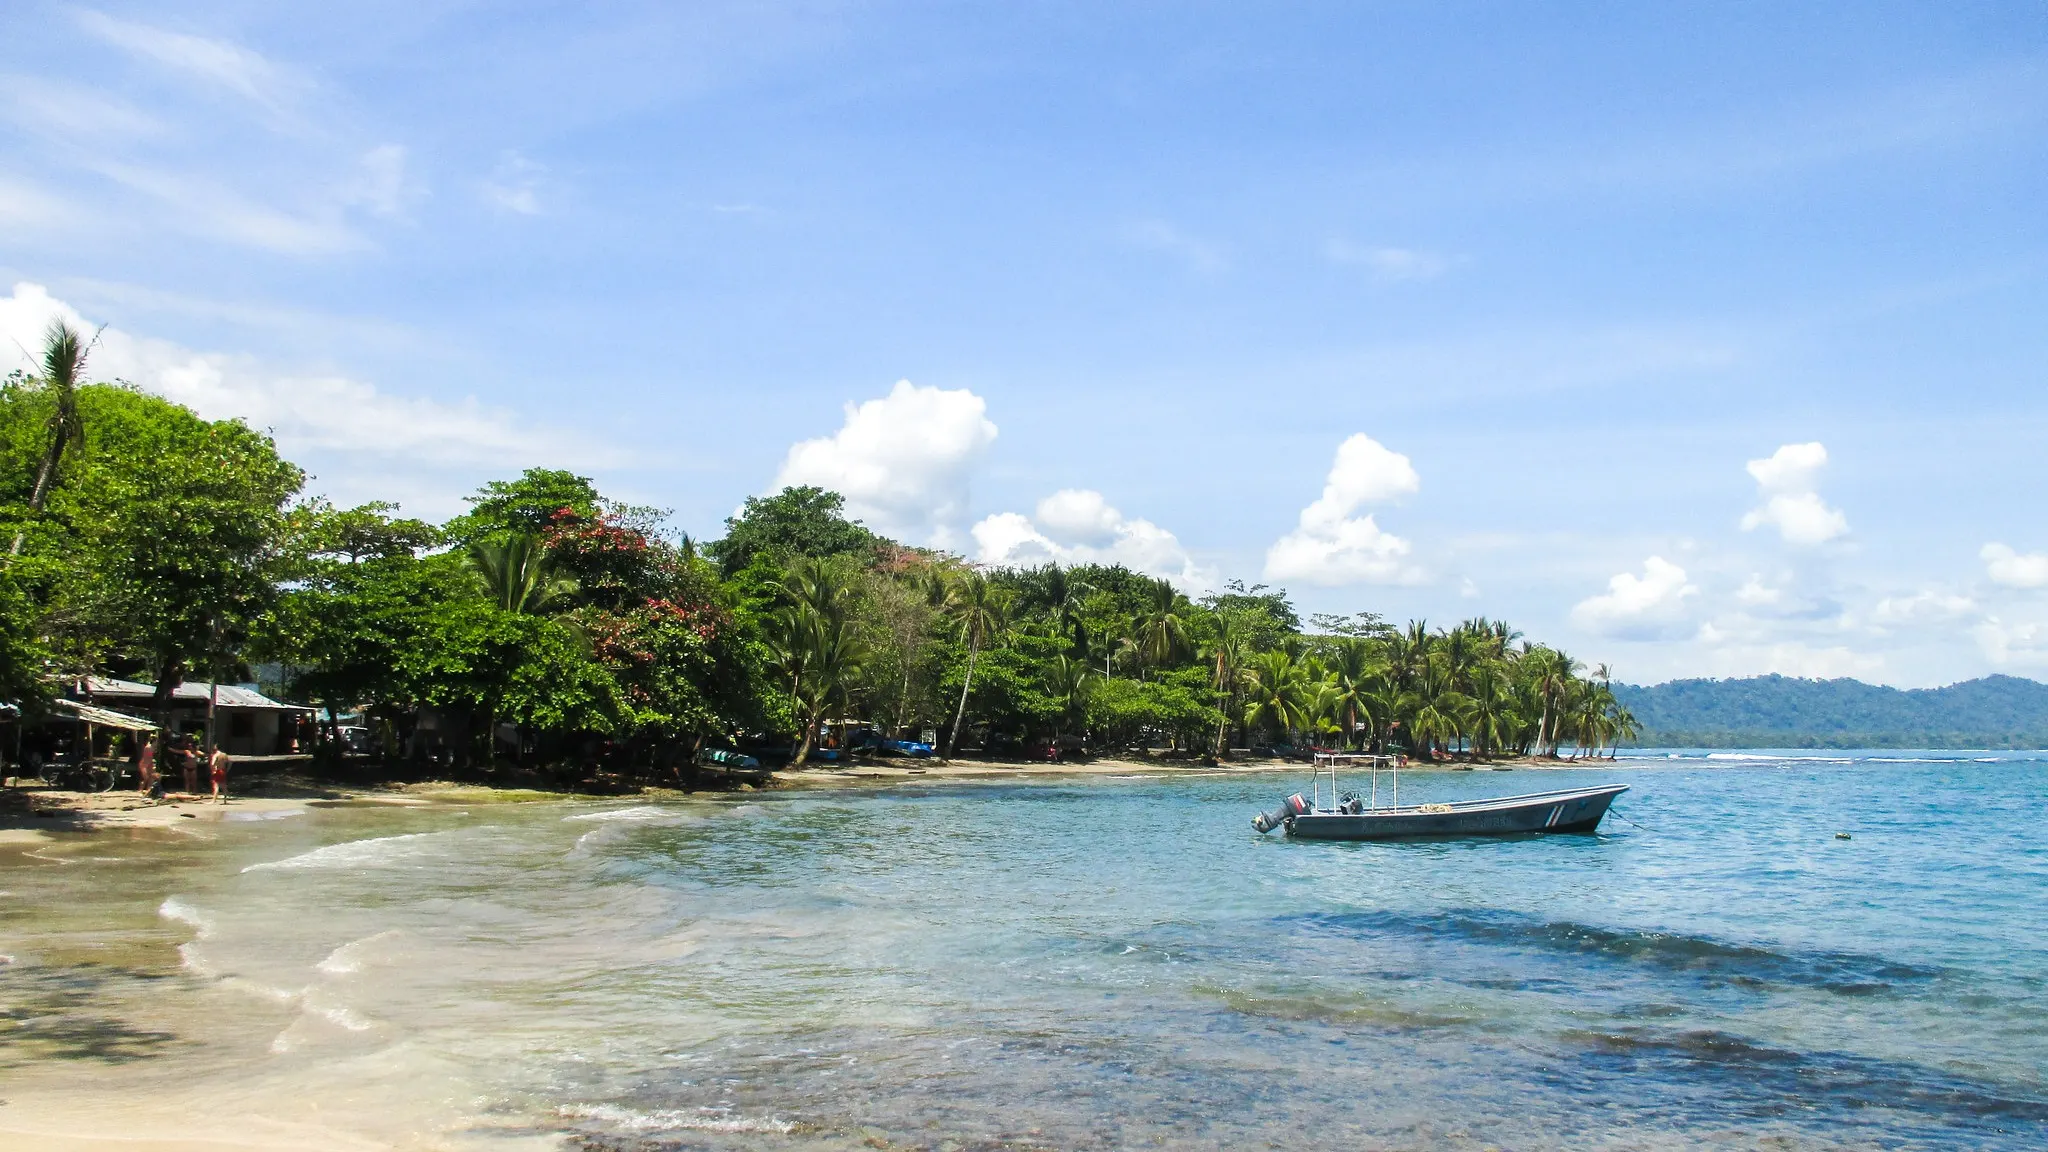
[944,635,980,760]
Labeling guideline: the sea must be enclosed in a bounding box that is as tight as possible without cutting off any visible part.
[3,751,2045,1150]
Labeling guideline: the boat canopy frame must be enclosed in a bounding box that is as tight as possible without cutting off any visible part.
[1309,751,1398,812]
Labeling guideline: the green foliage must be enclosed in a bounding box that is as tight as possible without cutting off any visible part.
[0,374,1679,779]
[706,486,879,577]
[3,384,304,691]
[444,468,604,545]
[1612,673,2048,748]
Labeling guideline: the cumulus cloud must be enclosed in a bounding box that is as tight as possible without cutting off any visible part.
[0,281,583,472]
[1981,543,2048,588]
[972,490,1213,591]
[1873,590,1975,625]
[1740,442,1848,545]
[1715,643,1885,680]
[1974,616,2048,669]
[774,380,998,545]
[1570,556,1698,638]
[1263,433,1423,586]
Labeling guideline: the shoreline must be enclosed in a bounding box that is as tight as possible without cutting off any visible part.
[0,753,1617,845]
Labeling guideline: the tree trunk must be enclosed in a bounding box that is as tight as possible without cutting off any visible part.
[793,702,824,767]
[8,444,65,557]
[944,637,980,760]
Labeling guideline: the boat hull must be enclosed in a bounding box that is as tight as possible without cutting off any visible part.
[1283,783,1628,841]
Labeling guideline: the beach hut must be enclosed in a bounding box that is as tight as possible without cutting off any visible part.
[71,677,314,756]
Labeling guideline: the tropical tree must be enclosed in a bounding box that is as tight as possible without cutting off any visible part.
[1240,650,1312,746]
[1132,577,1193,677]
[468,535,578,614]
[9,320,93,558]
[1046,653,1096,744]
[942,568,1011,758]
[1204,609,1254,757]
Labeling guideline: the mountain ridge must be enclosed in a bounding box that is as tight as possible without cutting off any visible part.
[1611,673,2048,749]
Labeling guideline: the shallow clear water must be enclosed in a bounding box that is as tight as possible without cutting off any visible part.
[4,753,2047,1149]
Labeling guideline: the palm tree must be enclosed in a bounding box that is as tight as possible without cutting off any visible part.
[1240,650,1312,747]
[1321,639,1387,750]
[943,569,1011,759]
[1132,577,1192,678]
[788,600,867,766]
[468,535,577,614]
[1607,703,1642,759]
[1205,610,1253,758]
[1465,659,1515,761]
[10,320,94,558]
[1040,564,1094,657]
[1047,653,1096,747]
[1526,647,1581,758]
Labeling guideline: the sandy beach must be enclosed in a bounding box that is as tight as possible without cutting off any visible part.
[0,753,1576,846]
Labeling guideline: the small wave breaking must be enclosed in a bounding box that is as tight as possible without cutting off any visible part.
[241,832,443,873]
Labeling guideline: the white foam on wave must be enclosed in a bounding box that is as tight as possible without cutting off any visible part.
[312,1003,375,1032]
[1703,753,1852,763]
[159,895,214,936]
[221,976,301,1005]
[223,808,305,822]
[316,929,408,976]
[565,805,686,823]
[241,832,442,873]
[558,1104,794,1135]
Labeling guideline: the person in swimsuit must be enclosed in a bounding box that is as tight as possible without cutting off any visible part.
[136,739,157,795]
[180,740,199,795]
[209,747,230,803]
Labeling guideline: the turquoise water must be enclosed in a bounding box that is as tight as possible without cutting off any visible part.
[5,753,2047,1149]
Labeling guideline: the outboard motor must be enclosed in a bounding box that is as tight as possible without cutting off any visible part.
[1252,793,1310,833]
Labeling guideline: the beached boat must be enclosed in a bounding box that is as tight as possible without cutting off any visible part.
[1253,753,1627,840]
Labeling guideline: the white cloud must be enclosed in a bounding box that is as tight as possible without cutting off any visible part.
[0,281,582,473]
[971,490,1213,591]
[75,10,303,115]
[1981,543,2048,588]
[1713,643,1886,680]
[1873,590,1975,625]
[1734,575,1782,607]
[1570,556,1698,638]
[774,380,997,545]
[1263,433,1423,586]
[1324,241,1454,281]
[344,145,411,218]
[1740,441,1848,544]
[1974,616,2048,669]
[483,151,545,215]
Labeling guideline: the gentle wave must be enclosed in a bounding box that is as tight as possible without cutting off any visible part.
[241,832,443,873]
[558,1103,795,1134]
[565,805,688,823]
[316,929,408,976]
[158,896,214,938]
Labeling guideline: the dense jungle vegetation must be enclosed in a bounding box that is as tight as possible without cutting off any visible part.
[0,322,1642,778]
[1613,674,2048,749]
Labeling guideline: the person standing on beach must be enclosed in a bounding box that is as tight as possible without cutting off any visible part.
[136,738,157,796]
[180,740,199,795]
[209,747,230,803]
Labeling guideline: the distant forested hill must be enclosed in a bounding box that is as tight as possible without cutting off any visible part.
[1611,674,2048,748]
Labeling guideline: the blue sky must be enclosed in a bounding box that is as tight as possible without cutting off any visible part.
[4,2,2048,686]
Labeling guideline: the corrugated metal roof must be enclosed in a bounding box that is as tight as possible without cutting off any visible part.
[54,698,161,731]
[79,676,311,711]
